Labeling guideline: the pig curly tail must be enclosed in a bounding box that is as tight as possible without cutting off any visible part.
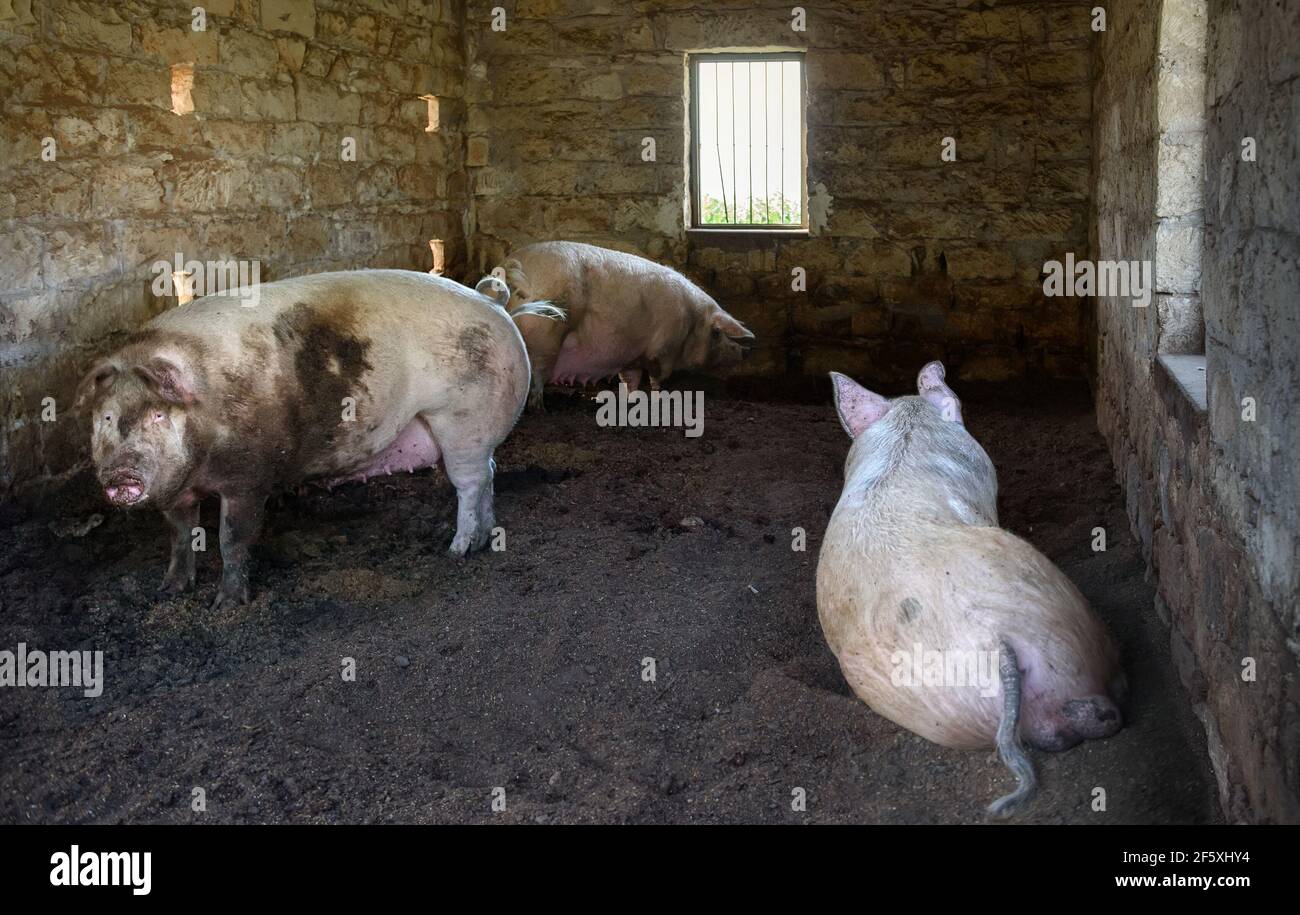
[987,640,1038,818]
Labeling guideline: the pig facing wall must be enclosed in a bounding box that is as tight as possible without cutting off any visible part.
[495,241,755,409]
[816,362,1125,815]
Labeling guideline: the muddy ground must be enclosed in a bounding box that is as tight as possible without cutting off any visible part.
[0,379,1220,824]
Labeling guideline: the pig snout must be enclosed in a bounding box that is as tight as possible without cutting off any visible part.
[100,465,149,506]
[710,331,756,368]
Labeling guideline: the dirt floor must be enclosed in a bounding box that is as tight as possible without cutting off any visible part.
[0,378,1221,824]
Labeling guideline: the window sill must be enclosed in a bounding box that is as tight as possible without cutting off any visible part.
[1157,353,1208,413]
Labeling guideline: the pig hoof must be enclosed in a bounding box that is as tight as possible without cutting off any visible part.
[209,585,249,612]
[158,574,195,595]
[449,530,489,557]
[448,539,474,558]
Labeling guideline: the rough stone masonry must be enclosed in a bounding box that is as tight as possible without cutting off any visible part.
[463,0,1097,385]
[0,0,468,492]
[1093,0,1299,823]
[2,0,1094,488]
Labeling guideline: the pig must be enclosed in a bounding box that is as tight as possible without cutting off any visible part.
[76,269,553,611]
[494,241,755,410]
[815,362,1125,816]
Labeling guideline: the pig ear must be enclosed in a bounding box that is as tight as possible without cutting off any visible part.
[501,260,529,299]
[917,360,962,424]
[712,309,755,344]
[74,360,118,411]
[133,357,198,405]
[829,372,891,439]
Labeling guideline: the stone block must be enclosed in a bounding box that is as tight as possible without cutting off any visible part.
[262,0,316,38]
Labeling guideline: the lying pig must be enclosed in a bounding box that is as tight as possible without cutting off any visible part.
[816,362,1124,816]
[76,269,547,611]
[494,241,755,410]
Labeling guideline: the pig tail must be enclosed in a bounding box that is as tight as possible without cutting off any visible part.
[987,640,1037,817]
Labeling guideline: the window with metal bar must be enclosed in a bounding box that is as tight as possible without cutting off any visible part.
[689,53,806,229]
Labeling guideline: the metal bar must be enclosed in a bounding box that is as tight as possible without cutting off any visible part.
[716,63,727,222]
[731,61,737,224]
[800,57,807,227]
[747,62,753,224]
[761,61,768,224]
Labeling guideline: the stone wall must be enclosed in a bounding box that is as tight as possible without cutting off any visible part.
[461,0,1097,384]
[1,0,1100,484]
[1093,0,1300,822]
[0,0,467,497]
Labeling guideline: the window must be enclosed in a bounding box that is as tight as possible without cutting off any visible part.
[1153,0,1207,411]
[689,53,806,229]
[1154,0,1206,357]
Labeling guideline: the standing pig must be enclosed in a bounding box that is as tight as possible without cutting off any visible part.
[816,362,1125,816]
[494,241,755,410]
[76,269,546,611]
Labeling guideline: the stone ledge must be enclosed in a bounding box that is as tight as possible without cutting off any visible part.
[1157,352,1208,413]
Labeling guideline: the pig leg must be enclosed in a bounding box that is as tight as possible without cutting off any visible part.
[987,640,1037,817]
[515,314,566,412]
[211,491,268,611]
[526,346,559,412]
[439,443,496,557]
[619,368,642,392]
[475,457,498,545]
[648,356,673,392]
[528,369,548,411]
[160,502,200,594]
